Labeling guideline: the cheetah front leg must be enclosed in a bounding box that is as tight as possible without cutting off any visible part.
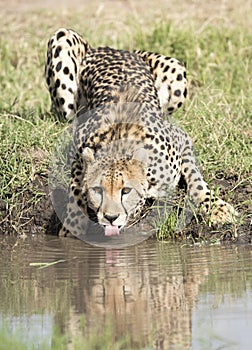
[45,28,91,121]
[180,136,238,225]
[135,50,187,115]
[58,157,89,238]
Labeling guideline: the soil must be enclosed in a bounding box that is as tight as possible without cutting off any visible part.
[0,0,251,243]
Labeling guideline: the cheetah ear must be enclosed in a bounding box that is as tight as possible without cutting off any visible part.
[132,148,148,165]
[82,147,94,163]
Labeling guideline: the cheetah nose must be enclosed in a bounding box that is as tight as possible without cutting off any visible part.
[104,214,119,224]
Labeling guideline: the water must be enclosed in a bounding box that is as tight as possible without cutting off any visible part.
[0,235,252,349]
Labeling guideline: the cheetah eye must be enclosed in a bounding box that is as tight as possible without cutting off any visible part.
[91,186,103,195]
[121,187,132,195]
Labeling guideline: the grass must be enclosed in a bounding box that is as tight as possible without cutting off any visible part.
[155,208,178,241]
[0,10,251,237]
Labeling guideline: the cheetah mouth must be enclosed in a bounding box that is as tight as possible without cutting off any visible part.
[103,225,122,236]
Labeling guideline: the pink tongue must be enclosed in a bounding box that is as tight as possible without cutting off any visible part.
[104,225,120,236]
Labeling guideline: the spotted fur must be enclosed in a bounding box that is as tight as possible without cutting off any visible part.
[45,28,237,237]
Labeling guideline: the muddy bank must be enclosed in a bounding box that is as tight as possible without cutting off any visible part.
[0,171,251,244]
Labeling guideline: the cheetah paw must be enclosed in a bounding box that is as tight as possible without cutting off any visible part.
[209,199,238,224]
[59,226,74,237]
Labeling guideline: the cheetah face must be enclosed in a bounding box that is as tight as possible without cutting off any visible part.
[82,147,148,235]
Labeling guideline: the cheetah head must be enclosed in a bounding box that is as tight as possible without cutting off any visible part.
[82,147,148,236]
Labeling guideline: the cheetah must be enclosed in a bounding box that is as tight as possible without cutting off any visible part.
[45,28,237,237]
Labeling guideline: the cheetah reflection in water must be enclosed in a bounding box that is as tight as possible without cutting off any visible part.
[57,241,210,349]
